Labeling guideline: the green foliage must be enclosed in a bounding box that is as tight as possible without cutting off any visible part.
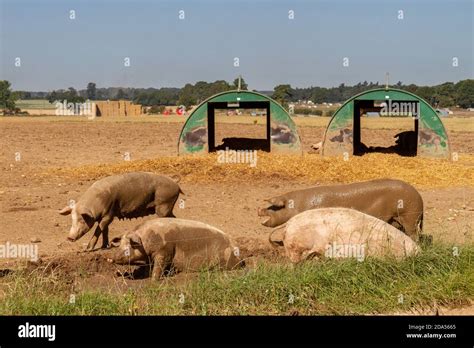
[177,80,234,108]
[433,82,455,107]
[233,76,248,90]
[0,80,20,113]
[1,244,473,315]
[115,89,126,100]
[288,79,474,108]
[47,87,85,104]
[147,105,166,114]
[294,108,323,116]
[272,84,294,108]
[454,79,474,108]
[133,88,181,106]
[8,79,474,109]
[325,109,335,117]
[177,84,197,109]
[86,82,96,100]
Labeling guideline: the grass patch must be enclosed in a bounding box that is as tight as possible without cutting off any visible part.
[0,244,473,315]
[16,99,55,110]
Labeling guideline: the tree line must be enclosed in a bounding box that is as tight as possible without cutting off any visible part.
[5,78,474,113]
[271,80,474,109]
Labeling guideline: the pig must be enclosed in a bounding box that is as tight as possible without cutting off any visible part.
[108,218,243,279]
[258,179,423,241]
[59,172,183,250]
[269,208,420,263]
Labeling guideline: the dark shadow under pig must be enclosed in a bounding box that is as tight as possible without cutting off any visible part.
[59,172,183,250]
[108,218,243,279]
[258,178,423,241]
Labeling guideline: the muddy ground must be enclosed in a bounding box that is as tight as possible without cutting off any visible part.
[0,118,473,314]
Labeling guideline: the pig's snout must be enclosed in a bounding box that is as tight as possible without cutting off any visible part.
[257,207,268,216]
[67,236,76,242]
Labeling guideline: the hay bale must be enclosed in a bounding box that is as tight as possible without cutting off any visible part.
[47,153,474,189]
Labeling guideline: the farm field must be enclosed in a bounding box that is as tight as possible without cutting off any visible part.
[0,115,473,315]
[16,99,56,109]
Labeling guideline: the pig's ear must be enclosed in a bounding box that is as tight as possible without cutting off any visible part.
[264,197,285,208]
[59,206,72,215]
[129,234,142,248]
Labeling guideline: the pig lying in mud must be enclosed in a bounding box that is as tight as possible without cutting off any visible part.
[59,172,183,250]
[258,179,423,240]
[269,208,420,263]
[108,218,243,279]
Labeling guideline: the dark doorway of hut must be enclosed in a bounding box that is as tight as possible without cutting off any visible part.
[207,101,271,152]
[353,99,419,157]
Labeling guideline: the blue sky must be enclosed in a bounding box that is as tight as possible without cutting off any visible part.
[0,0,472,91]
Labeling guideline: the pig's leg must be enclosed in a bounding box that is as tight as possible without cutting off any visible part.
[154,202,171,218]
[100,225,110,249]
[99,217,113,249]
[151,253,168,280]
[86,224,102,251]
[151,249,175,280]
[155,195,179,218]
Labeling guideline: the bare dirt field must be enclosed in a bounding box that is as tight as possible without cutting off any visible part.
[0,115,473,314]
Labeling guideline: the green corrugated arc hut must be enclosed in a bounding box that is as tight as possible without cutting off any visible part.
[321,88,451,159]
[178,90,302,155]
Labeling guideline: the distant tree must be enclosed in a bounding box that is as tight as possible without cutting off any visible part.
[272,84,293,108]
[17,91,32,99]
[326,88,343,103]
[14,78,474,112]
[67,87,85,103]
[404,84,418,94]
[205,80,232,99]
[310,87,328,103]
[414,86,435,105]
[434,82,455,107]
[325,109,335,117]
[177,80,232,107]
[47,87,84,104]
[0,80,19,113]
[455,79,474,108]
[47,90,58,103]
[177,84,197,109]
[95,89,107,100]
[232,77,248,90]
[132,88,180,106]
[148,105,166,114]
[116,89,126,100]
[86,82,97,100]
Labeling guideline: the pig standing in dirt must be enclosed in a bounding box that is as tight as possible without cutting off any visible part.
[269,208,419,263]
[59,172,183,250]
[108,218,243,279]
[258,179,423,241]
